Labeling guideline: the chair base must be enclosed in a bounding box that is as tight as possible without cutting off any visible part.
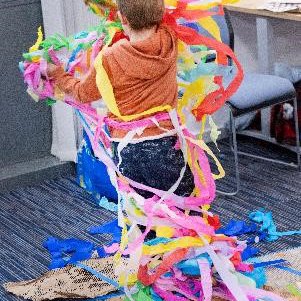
[217,97,301,197]
[238,150,300,169]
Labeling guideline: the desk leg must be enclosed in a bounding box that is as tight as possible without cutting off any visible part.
[256,17,274,137]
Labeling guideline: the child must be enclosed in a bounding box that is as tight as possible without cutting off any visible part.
[48,0,194,199]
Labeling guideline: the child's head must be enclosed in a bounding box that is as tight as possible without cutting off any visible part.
[116,0,165,31]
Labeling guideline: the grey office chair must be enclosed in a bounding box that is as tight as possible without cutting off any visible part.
[200,9,301,195]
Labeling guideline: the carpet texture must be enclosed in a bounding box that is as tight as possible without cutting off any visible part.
[1,136,300,300]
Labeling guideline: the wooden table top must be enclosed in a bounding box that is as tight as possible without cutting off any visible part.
[225,0,301,22]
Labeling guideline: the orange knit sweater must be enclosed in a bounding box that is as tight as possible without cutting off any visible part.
[50,25,178,138]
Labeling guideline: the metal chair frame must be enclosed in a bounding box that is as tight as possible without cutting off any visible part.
[203,9,301,195]
[217,97,301,196]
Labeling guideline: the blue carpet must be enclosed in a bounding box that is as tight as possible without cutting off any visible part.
[213,136,301,254]
[0,137,300,300]
[0,177,116,301]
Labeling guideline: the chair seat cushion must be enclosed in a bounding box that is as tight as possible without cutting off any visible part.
[228,73,296,116]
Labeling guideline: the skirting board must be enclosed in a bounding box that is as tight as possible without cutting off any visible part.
[0,156,75,192]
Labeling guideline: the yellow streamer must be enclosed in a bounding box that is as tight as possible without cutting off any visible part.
[114,222,128,264]
[156,226,175,238]
[29,26,43,53]
[119,273,137,286]
[198,17,221,42]
[187,137,225,180]
[94,51,172,122]
[208,116,221,148]
[142,236,209,256]
[165,0,237,9]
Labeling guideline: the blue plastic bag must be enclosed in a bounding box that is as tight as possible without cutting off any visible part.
[77,131,118,203]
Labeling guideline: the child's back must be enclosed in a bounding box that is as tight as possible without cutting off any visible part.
[48,0,194,198]
[103,24,178,138]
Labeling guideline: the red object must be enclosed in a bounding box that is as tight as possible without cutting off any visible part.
[138,248,188,286]
[230,252,254,272]
[108,9,118,21]
[270,85,301,145]
[163,5,244,120]
[110,31,129,46]
[208,215,221,230]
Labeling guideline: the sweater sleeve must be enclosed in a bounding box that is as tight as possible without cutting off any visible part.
[49,67,101,103]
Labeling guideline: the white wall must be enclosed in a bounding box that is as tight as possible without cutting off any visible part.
[41,0,100,161]
[230,12,301,73]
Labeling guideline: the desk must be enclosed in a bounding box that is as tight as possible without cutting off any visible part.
[225,0,301,136]
[226,0,301,22]
[225,0,301,75]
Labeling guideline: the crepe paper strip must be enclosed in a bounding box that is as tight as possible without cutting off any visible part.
[48,48,61,66]
[197,258,213,301]
[207,215,222,230]
[230,251,254,273]
[122,221,153,256]
[43,237,95,269]
[201,244,249,301]
[41,33,70,51]
[93,290,125,300]
[104,113,171,131]
[185,135,225,180]
[171,277,204,298]
[29,26,43,53]
[252,259,287,269]
[242,267,267,289]
[45,98,56,106]
[249,209,301,242]
[94,51,172,122]
[98,196,118,212]
[163,11,244,120]
[142,237,206,256]
[75,262,122,289]
[89,219,122,256]
[124,282,154,301]
[274,265,301,277]
[287,284,301,297]
[118,273,138,288]
[217,220,258,236]
[199,16,222,42]
[88,219,121,240]
[138,248,188,286]
[242,286,286,301]
[241,246,260,261]
[153,284,190,301]
[208,116,221,148]
[156,226,175,238]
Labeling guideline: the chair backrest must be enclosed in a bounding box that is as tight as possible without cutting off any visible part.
[193,8,234,50]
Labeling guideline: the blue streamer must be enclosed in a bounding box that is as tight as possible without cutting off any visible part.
[252,259,287,269]
[274,265,301,276]
[88,219,121,258]
[249,209,301,242]
[92,291,125,300]
[216,220,258,236]
[44,237,95,269]
[74,262,122,289]
[66,45,82,70]
[241,246,260,261]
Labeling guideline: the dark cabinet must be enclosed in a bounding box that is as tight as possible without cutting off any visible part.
[0,0,52,168]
